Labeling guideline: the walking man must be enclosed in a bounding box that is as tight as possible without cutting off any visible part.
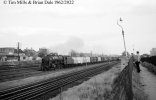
[135,51,141,73]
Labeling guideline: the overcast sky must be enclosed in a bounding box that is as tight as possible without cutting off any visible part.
[0,0,156,55]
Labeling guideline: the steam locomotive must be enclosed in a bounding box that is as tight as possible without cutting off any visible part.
[40,53,119,71]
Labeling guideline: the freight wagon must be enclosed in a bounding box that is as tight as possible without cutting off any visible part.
[40,54,119,71]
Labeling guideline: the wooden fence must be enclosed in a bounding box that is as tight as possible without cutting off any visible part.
[112,57,134,100]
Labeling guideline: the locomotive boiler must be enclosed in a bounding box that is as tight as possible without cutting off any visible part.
[40,53,64,71]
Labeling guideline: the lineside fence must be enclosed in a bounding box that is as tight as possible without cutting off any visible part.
[112,57,134,100]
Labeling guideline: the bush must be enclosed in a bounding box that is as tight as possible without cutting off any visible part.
[141,56,156,66]
[142,62,156,74]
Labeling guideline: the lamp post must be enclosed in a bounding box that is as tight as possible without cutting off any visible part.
[117,18,127,57]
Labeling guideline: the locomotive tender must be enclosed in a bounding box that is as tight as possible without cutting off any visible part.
[40,53,119,71]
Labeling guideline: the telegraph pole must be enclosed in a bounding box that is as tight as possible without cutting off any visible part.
[17,42,20,61]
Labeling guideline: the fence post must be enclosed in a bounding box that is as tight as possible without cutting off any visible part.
[127,57,133,100]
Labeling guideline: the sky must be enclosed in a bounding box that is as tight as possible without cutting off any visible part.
[0,0,156,55]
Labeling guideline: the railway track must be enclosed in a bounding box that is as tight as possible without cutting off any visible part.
[0,61,119,100]
[0,62,106,82]
[0,65,41,82]
[0,70,42,82]
[0,64,89,82]
[0,65,39,72]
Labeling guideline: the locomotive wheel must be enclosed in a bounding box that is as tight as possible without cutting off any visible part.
[44,65,49,71]
[52,64,56,70]
[41,65,46,71]
[59,64,63,69]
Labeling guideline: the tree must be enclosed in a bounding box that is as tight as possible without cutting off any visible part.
[38,48,49,58]
[23,48,37,57]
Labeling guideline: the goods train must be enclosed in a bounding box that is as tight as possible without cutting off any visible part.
[40,53,119,71]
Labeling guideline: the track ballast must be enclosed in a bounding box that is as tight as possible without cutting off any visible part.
[0,61,119,100]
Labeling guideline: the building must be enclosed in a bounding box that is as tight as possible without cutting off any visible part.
[23,48,37,57]
[150,48,156,56]
[38,48,49,53]
[0,47,15,54]
[0,47,26,61]
[38,48,49,57]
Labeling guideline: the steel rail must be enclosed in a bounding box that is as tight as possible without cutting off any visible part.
[0,62,110,95]
[0,61,119,100]
[0,62,105,82]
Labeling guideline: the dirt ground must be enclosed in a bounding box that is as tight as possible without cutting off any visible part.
[132,65,148,100]
[132,63,156,100]
[138,65,156,100]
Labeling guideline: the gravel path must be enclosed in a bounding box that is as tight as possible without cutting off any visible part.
[140,65,156,100]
